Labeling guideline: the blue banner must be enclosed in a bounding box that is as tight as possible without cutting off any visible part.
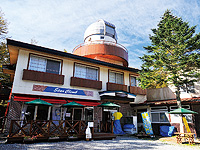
[141,112,153,135]
[44,87,86,95]
[32,85,93,96]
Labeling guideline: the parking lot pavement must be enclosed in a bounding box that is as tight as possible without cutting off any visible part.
[0,136,200,150]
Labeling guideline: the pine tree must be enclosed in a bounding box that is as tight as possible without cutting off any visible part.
[139,10,200,108]
[0,9,10,87]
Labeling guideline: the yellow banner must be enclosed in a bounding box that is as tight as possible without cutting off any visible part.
[183,116,191,133]
[141,112,153,135]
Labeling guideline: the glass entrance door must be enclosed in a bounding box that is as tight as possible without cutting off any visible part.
[73,108,83,120]
[103,111,111,122]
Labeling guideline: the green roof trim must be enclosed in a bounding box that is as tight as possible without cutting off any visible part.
[62,101,85,107]
[97,102,120,107]
[25,99,53,106]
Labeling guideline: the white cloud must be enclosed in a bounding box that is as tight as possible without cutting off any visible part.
[1,0,200,68]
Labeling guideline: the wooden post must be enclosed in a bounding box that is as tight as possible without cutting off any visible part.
[48,120,51,136]
[9,120,14,137]
[79,121,81,134]
[34,105,38,120]
[30,120,33,136]
[111,120,113,133]
[60,107,62,121]
[92,121,94,135]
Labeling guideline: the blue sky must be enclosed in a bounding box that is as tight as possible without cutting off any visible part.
[1,0,200,69]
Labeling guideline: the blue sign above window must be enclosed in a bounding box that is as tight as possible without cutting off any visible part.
[33,85,93,96]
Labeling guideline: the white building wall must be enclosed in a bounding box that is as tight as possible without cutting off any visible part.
[124,71,129,86]
[12,49,102,101]
[11,48,146,103]
[135,95,146,103]
[100,67,108,91]
[12,49,29,94]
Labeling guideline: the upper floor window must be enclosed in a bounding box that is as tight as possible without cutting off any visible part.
[109,71,124,84]
[130,76,138,86]
[28,55,61,74]
[74,64,98,81]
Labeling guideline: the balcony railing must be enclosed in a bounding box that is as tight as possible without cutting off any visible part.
[70,77,102,90]
[129,86,147,95]
[22,69,64,85]
[107,82,127,92]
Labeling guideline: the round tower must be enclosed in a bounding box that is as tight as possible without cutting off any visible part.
[73,19,128,67]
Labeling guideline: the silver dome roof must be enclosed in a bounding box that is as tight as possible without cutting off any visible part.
[84,19,117,42]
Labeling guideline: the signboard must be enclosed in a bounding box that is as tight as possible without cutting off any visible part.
[65,113,71,117]
[33,84,93,96]
[88,122,94,127]
[141,112,154,135]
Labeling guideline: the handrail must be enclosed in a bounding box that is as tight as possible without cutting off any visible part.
[72,40,128,53]
[100,120,113,133]
[8,120,96,138]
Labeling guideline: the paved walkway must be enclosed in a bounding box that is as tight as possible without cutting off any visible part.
[0,136,200,150]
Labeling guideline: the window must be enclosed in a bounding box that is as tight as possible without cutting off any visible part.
[85,107,94,121]
[151,106,168,111]
[74,64,98,81]
[130,76,138,86]
[151,106,169,123]
[106,25,115,37]
[28,55,61,74]
[109,71,124,84]
[151,112,169,123]
[170,105,190,111]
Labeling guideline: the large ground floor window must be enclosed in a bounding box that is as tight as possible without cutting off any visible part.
[25,105,49,121]
[64,108,83,121]
[24,105,95,121]
[151,112,169,123]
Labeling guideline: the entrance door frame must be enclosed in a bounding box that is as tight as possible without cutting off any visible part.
[73,108,83,120]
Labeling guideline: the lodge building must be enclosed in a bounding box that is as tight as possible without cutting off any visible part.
[4,20,200,141]
[3,20,146,141]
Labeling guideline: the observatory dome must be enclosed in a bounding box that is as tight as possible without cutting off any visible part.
[73,19,128,67]
[84,19,117,42]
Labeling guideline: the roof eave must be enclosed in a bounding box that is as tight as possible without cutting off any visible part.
[7,39,140,73]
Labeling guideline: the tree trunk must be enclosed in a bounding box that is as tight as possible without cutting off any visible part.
[176,87,182,108]
[176,87,184,133]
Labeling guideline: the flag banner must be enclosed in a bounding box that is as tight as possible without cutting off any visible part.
[183,116,191,133]
[141,112,154,135]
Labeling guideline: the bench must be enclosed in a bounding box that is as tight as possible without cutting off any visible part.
[174,132,195,145]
